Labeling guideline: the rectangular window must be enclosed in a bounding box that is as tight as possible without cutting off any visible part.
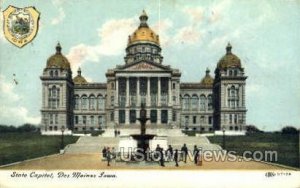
[110,112,114,121]
[161,110,168,124]
[208,116,212,124]
[234,114,238,124]
[50,114,53,124]
[83,116,86,124]
[98,116,103,126]
[150,110,157,123]
[55,114,58,124]
[119,110,125,124]
[173,96,176,103]
[91,116,94,125]
[193,116,197,124]
[172,111,176,122]
[229,114,232,124]
[75,116,78,124]
[111,96,114,107]
[130,110,136,123]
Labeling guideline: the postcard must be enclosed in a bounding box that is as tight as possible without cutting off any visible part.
[0,0,299,187]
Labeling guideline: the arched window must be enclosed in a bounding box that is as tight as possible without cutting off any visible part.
[235,126,239,131]
[228,86,239,109]
[200,95,206,110]
[81,95,88,109]
[230,126,233,130]
[183,94,190,111]
[89,95,95,110]
[97,95,105,110]
[48,86,59,109]
[191,95,199,110]
[50,71,53,77]
[207,95,213,110]
[54,70,58,77]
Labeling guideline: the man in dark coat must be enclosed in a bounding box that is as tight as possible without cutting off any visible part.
[159,147,165,167]
[102,146,107,158]
[181,144,188,163]
[174,149,179,167]
[193,145,199,164]
[106,147,111,166]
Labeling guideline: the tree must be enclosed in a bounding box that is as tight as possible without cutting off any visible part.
[281,126,299,135]
[246,125,263,133]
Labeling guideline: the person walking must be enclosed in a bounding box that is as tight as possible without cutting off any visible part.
[111,147,116,163]
[106,147,111,166]
[181,144,188,163]
[166,145,173,161]
[193,145,199,165]
[174,149,179,167]
[159,147,165,167]
[102,146,107,158]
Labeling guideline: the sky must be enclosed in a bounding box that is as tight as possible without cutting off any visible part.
[0,0,299,131]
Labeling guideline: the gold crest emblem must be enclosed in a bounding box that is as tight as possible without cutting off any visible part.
[2,6,40,48]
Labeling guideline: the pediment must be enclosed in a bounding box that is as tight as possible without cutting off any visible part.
[123,62,168,71]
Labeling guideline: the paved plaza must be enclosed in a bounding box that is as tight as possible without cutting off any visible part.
[0,135,292,170]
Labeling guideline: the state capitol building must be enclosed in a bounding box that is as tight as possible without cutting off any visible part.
[40,11,247,133]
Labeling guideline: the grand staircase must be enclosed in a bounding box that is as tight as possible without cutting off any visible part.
[65,129,221,154]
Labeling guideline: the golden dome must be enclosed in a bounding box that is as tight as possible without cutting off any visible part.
[46,43,71,70]
[127,10,160,46]
[200,68,214,87]
[217,43,241,70]
[73,68,88,85]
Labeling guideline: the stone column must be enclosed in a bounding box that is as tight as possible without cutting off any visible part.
[115,78,119,106]
[137,77,140,106]
[125,109,129,124]
[224,85,227,107]
[242,84,245,107]
[157,109,161,124]
[114,109,119,124]
[45,85,48,108]
[158,77,161,106]
[168,78,172,106]
[126,77,129,106]
[146,77,150,107]
[61,84,64,108]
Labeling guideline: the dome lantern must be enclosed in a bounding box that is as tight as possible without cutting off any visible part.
[139,10,148,28]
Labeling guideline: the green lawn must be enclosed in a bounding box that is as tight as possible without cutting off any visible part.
[208,133,299,168]
[0,132,79,166]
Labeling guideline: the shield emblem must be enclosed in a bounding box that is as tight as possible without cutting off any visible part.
[2,6,40,48]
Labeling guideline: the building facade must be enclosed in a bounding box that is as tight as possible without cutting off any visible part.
[40,11,247,133]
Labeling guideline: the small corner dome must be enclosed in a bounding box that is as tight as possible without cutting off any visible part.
[200,68,214,87]
[73,68,88,85]
[217,43,241,70]
[46,43,71,70]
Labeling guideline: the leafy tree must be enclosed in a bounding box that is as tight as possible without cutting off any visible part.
[281,126,299,135]
[246,125,263,133]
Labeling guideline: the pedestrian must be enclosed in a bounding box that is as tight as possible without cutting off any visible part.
[155,144,160,160]
[114,129,117,137]
[106,147,111,166]
[166,145,173,161]
[193,145,199,165]
[111,147,116,163]
[174,149,179,167]
[181,143,188,163]
[117,130,120,136]
[160,147,165,167]
[102,146,107,158]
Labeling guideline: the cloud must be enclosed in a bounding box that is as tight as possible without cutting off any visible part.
[174,26,201,44]
[51,0,66,25]
[66,18,136,72]
[0,75,40,125]
[152,18,173,47]
[183,7,204,25]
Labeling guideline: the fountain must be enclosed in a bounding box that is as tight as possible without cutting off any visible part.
[117,103,168,161]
